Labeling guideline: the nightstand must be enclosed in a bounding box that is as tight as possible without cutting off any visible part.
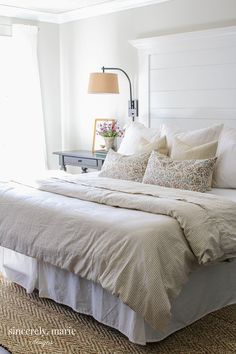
[53,150,106,173]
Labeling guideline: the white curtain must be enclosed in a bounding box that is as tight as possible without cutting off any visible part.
[0,24,46,177]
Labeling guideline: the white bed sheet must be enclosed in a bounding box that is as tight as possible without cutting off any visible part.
[0,186,236,345]
[208,188,236,202]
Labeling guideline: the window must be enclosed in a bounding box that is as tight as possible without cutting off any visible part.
[0,25,46,177]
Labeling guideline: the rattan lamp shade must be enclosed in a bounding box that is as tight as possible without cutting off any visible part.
[88,73,119,94]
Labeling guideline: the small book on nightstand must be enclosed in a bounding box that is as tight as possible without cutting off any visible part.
[95,150,108,158]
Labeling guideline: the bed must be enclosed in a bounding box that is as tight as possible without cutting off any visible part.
[0,172,236,345]
[1,26,236,345]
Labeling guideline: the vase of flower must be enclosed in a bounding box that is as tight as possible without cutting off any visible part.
[96,121,123,151]
[104,137,115,150]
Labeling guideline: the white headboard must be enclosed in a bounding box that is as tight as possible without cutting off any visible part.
[130,26,236,130]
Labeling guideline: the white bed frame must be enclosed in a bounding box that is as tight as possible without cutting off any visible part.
[1,26,236,345]
[130,26,236,130]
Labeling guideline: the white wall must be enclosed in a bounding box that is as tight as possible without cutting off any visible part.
[1,0,236,169]
[0,16,61,169]
[60,0,236,151]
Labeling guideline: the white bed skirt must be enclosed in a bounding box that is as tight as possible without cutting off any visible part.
[0,246,236,345]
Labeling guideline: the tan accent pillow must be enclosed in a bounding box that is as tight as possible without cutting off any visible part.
[143,151,217,192]
[162,123,223,155]
[137,136,168,155]
[99,149,150,182]
[171,137,218,160]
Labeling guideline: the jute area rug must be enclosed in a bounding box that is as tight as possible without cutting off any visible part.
[0,275,235,354]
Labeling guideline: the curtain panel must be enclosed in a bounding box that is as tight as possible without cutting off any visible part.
[0,24,47,176]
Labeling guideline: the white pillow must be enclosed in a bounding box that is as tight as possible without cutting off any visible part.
[171,137,218,160]
[162,123,223,154]
[118,122,160,155]
[213,127,236,188]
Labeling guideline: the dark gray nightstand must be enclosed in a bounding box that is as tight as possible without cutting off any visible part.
[53,150,106,173]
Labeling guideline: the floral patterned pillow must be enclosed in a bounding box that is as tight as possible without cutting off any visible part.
[143,151,217,192]
[99,149,150,182]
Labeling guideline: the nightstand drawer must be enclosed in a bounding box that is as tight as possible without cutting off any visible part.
[64,156,98,167]
[54,150,106,172]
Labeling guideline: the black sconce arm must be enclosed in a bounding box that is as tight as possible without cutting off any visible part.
[101,66,133,102]
[101,66,138,120]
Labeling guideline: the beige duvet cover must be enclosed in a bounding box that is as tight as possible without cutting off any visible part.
[0,173,235,331]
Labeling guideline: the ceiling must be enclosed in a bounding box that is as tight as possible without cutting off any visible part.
[0,0,111,14]
[0,0,170,23]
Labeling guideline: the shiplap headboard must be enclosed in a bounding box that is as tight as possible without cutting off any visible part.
[130,26,236,130]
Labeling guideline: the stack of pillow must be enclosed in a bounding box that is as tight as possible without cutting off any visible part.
[99,121,236,193]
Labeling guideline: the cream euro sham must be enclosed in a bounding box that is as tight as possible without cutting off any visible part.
[162,123,223,154]
[137,135,168,155]
[171,137,218,160]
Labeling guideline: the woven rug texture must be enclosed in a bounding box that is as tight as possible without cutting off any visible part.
[0,275,235,354]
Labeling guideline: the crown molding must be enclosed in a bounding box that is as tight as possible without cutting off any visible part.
[0,0,170,24]
[57,0,170,24]
[0,5,60,23]
[130,25,236,51]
